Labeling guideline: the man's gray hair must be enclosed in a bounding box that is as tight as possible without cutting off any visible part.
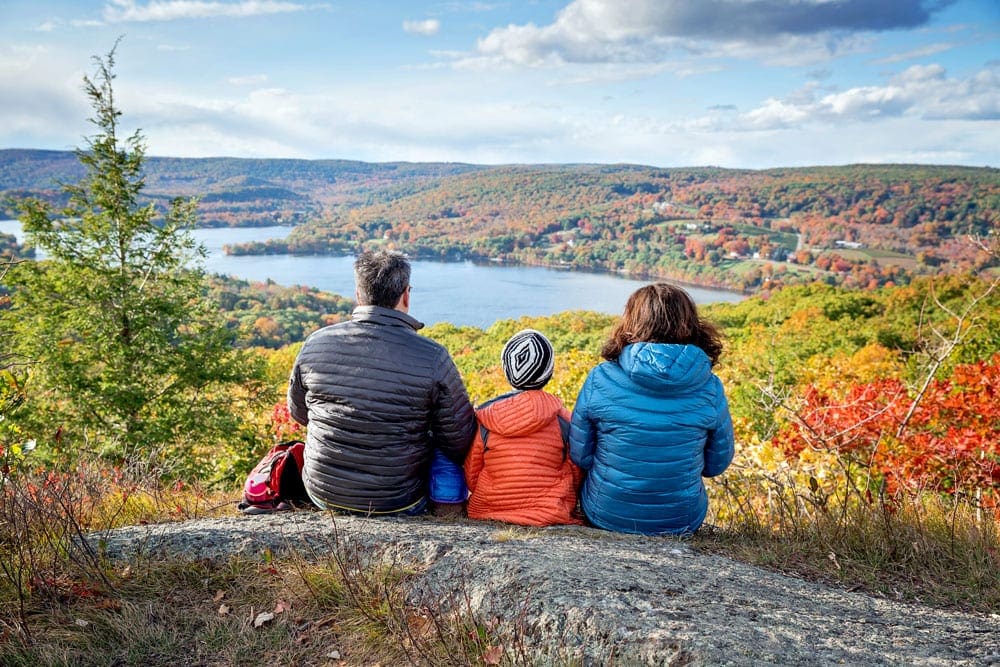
[354,249,411,308]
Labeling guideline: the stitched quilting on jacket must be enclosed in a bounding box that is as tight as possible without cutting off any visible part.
[465,390,582,526]
[287,306,476,513]
[569,342,734,535]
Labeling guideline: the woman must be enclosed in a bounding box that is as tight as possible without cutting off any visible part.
[569,283,734,535]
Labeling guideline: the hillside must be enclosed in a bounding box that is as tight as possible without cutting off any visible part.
[2,150,997,292]
[0,148,484,228]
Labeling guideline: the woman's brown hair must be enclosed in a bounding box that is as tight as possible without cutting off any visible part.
[600,283,723,366]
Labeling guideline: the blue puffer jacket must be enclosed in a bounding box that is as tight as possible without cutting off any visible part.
[569,342,734,535]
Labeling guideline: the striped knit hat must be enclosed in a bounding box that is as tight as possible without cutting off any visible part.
[501,329,554,390]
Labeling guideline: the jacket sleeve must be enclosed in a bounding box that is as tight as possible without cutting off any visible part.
[287,357,309,427]
[704,378,735,477]
[463,416,486,494]
[569,374,597,471]
[430,351,477,464]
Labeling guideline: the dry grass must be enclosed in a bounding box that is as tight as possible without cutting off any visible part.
[0,463,520,665]
[1,532,511,666]
[2,555,417,665]
[0,460,235,645]
[698,480,1000,612]
[489,526,547,542]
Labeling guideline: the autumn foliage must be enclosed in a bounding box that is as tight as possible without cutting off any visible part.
[269,401,305,442]
[776,354,1000,507]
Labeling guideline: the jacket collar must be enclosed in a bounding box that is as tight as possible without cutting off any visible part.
[352,305,424,331]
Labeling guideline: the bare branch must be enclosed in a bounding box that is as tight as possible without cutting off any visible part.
[896,275,999,441]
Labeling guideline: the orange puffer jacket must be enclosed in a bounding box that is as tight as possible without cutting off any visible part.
[464,390,582,526]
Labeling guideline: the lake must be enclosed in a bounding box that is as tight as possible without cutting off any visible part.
[1,220,744,328]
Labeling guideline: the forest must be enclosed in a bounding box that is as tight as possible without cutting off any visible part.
[205,274,353,349]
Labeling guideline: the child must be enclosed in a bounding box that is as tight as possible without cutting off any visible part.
[464,329,582,526]
[569,283,735,535]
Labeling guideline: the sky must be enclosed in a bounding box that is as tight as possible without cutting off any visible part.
[1,0,998,169]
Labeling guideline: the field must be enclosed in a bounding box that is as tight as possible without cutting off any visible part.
[828,247,920,271]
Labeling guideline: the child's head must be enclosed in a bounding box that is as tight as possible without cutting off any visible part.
[501,329,554,390]
[600,282,723,366]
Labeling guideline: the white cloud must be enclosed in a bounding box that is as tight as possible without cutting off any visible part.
[106,80,576,163]
[872,42,955,65]
[102,0,313,23]
[0,46,90,147]
[403,19,441,36]
[0,45,57,79]
[820,85,909,118]
[919,66,1000,121]
[35,21,57,32]
[228,74,269,85]
[727,63,1000,132]
[543,62,695,86]
[744,98,814,128]
[464,0,950,69]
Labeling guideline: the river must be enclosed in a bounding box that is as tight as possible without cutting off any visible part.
[1,221,744,328]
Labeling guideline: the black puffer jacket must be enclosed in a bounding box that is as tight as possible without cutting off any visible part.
[287,306,476,513]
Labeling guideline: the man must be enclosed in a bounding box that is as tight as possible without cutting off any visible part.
[287,249,476,515]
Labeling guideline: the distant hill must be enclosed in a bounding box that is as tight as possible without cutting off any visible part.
[2,149,996,292]
[0,148,484,227]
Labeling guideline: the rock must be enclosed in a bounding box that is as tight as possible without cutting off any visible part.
[91,512,1000,666]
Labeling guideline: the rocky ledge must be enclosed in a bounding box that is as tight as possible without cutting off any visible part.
[94,511,1000,666]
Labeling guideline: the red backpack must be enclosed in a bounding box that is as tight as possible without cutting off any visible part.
[238,440,312,514]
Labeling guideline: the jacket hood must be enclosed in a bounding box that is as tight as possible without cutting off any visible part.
[477,390,564,437]
[617,343,712,393]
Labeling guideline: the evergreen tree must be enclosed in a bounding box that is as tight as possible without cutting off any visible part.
[3,45,268,476]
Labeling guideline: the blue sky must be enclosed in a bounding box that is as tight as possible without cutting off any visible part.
[1,0,998,168]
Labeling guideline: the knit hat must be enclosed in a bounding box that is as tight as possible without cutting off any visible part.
[501,329,554,390]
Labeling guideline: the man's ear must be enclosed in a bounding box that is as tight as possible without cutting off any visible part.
[399,287,410,311]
